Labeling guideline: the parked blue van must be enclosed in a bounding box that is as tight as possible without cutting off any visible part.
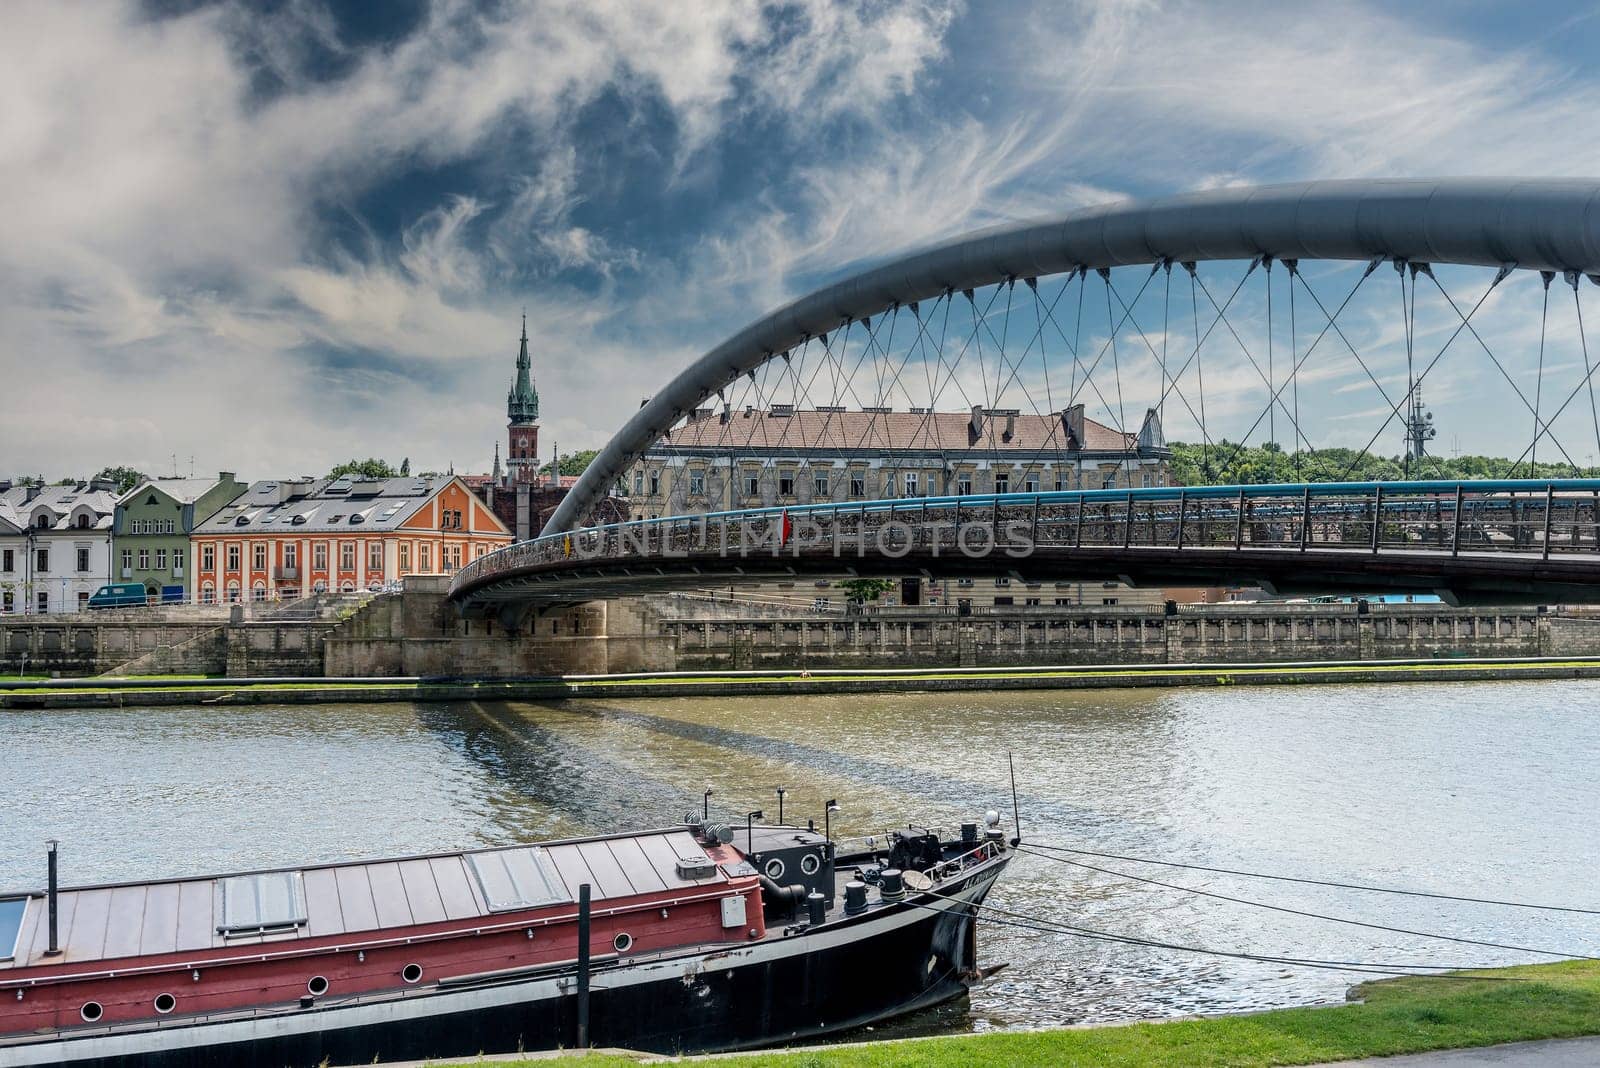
[87,583,149,609]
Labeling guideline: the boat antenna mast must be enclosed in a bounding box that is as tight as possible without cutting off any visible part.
[1008,752,1022,847]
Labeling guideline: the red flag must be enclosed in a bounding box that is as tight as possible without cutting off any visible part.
[781,510,792,546]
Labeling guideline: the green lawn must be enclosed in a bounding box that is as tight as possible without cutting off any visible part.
[447,960,1600,1066]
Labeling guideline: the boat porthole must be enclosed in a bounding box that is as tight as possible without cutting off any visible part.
[800,853,821,876]
[763,858,786,880]
[401,963,423,984]
[307,976,329,997]
[80,1001,103,1023]
[613,932,633,953]
[153,993,176,1015]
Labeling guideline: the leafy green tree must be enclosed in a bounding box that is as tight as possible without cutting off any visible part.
[400,457,411,476]
[328,458,399,480]
[92,466,147,493]
[836,578,895,603]
[559,449,600,476]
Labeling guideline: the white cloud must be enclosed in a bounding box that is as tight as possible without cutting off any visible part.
[5,0,1600,482]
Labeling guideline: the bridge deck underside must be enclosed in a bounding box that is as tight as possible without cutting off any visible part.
[454,546,1600,610]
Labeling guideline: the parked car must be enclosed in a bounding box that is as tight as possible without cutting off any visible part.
[86,583,148,609]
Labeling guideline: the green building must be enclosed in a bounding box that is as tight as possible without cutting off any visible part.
[113,474,245,602]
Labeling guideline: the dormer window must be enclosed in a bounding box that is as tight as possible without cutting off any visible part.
[34,515,51,530]
[75,515,90,529]
[234,515,250,526]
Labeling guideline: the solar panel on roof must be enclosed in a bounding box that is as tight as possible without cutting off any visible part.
[0,897,26,961]
[467,848,569,912]
[217,871,306,935]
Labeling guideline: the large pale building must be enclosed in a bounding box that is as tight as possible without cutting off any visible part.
[624,402,1172,608]
[626,402,1170,519]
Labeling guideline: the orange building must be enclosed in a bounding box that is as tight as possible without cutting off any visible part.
[190,475,510,603]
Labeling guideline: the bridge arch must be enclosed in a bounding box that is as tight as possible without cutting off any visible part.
[546,178,1600,534]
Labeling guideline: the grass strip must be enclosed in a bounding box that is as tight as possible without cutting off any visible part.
[441,960,1600,1067]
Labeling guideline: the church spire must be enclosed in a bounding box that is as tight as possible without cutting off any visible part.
[508,310,539,425]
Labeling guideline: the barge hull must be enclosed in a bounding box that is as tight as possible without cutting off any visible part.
[2,867,1001,1068]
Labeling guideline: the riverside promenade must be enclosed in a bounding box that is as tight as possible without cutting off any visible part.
[7,655,1600,708]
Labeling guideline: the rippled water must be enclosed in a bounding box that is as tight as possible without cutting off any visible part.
[4,681,1600,1033]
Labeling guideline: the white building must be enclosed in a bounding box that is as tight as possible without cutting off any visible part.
[0,481,119,614]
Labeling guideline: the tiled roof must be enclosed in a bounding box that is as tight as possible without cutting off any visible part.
[120,477,231,506]
[192,476,447,536]
[0,485,117,531]
[651,407,1153,455]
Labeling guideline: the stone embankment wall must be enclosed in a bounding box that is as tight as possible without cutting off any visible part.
[663,604,1600,670]
[1,604,352,678]
[320,578,673,677]
[10,582,1600,679]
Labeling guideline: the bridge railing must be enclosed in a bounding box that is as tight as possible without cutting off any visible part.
[451,480,1600,600]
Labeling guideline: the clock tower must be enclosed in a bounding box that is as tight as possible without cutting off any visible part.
[506,314,540,485]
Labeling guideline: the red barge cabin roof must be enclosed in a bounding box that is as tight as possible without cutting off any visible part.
[0,829,724,972]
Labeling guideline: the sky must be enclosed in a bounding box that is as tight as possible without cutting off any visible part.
[5,0,1600,482]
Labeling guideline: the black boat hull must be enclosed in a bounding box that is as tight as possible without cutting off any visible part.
[2,862,1004,1068]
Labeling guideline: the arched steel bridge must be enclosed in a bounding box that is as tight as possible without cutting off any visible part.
[451,178,1600,613]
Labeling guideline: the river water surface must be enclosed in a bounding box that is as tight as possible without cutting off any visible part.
[4,681,1600,1034]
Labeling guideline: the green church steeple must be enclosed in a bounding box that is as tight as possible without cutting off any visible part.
[507,313,539,424]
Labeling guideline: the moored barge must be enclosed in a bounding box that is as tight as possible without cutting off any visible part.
[0,812,1010,1066]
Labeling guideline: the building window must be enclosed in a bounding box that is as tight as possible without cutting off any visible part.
[994,577,1011,587]
[689,469,705,496]
[1,590,10,613]
[35,548,49,573]
[76,515,90,529]
[37,591,49,614]
[813,471,829,497]
[121,549,133,574]
[227,582,240,603]
[1024,474,1040,493]
[447,545,462,570]
[904,472,918,496]
[340,543,355,570]
[247,544,262,570]
[399,543,411,573]
[419,544,432,571]
[779,470,795,497]
[225,545,239,572]
[284,544,297,569]
[1102,597,1119,605]
[957,577,974,588]
[1055,597,1071,605]
[1055,475,1070,491]
[172,549,184,575]
[743,473,760,497]
[155,548,167,570]
[994,472,1010,494]
[201,583,215,604]
[633,471,644,496]
[201,544,214,571]
[368,542,383,570]
[251,582,267,602]
[313,543,328,570]
[138,548,150,569]
[1025,597,1042,606]
[957,474,973,495]
[994,596,1013,606]
[77,547,89,572]
[77,591,90,610]
[648,470,661,496]
[849,471,865,498]
[1,549,11,573]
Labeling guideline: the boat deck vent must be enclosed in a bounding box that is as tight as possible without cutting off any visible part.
[675,855,717,880]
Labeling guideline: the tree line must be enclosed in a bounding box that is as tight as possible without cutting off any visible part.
[1166,441,1600,486]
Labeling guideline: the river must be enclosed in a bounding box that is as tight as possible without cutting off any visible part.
[4,680,1600,1034]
